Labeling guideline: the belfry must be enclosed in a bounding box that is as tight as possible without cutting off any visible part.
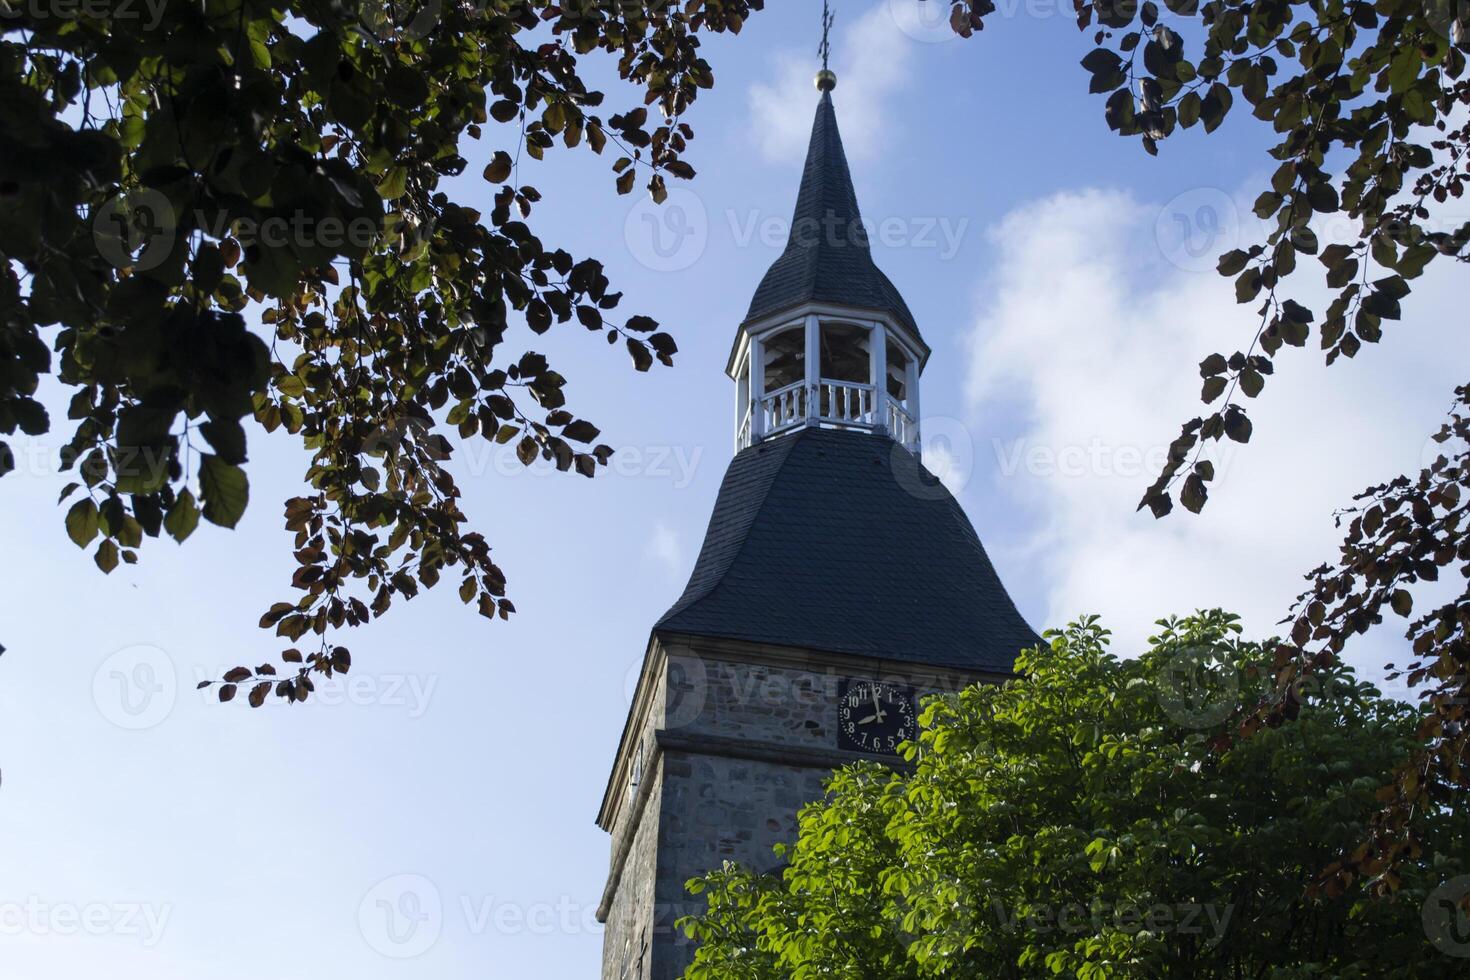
[594,62,1037,980]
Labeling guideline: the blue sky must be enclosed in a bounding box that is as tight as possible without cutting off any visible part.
[2,1,1468,976]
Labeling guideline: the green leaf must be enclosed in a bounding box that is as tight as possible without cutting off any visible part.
[379,167,408,201]
[1239,368,1264,398]
[65,498,99,548]
[1177,91,1201,128]
[483,151,513,184]
[1223,408,1252,443]
[94,539,119,573]
[627,338,653,372]
[164,488,200,542]
[1181,473,1208,513]
[1217,250,1250,276]
[1234,269,1262,304]
[562,419,601,443]
[199,454,249,529]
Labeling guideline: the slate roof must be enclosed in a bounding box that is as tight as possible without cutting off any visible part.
[743,91,921,339]
[656,427,1038,673]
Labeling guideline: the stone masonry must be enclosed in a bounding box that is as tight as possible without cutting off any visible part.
[596,636,998,980]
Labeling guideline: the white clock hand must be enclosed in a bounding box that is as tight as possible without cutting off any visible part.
[870,687,887,723]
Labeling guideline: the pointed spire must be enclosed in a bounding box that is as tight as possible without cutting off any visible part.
[741,90,920,338]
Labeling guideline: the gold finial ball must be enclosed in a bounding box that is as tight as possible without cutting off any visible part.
[815,69,837,92]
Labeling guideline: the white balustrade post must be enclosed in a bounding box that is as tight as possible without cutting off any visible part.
[905,349,921,450]
[749,334,766,442]
[870,321,887,434]
[803,314,820,426]
[734,347,750,452]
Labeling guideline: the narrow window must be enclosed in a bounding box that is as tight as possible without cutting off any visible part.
[627,741,644,804]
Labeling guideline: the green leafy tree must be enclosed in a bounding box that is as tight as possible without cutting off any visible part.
[942,0,1470,884]
[1,0,761,699]
[680,613,1470,979]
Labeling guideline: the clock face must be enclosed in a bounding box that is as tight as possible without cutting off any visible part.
[837,680,917,755]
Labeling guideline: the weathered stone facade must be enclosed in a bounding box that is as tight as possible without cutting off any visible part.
[596,635,1000,980]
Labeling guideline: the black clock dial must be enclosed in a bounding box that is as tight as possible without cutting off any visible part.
[837,680,917,755]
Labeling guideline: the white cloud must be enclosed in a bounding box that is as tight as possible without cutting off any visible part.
[747,2,915,162]
[646,522,683,576]
[966,187,1470,685]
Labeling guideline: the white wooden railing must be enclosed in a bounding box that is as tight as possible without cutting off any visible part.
[816,379,876,426]
[887,399,917,449]
[760,380,807,437]
[741,379,919,451]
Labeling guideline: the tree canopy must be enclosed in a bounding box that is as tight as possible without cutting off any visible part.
[680,613,1470,979]
[1044,0,1470,886]
[3,0,1466,865]
[2,0,760,701]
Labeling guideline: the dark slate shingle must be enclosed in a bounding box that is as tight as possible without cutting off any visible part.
[743,91,921,339]
[656,427,1037,673]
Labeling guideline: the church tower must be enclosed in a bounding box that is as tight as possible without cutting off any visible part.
[594,68,1037,980]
